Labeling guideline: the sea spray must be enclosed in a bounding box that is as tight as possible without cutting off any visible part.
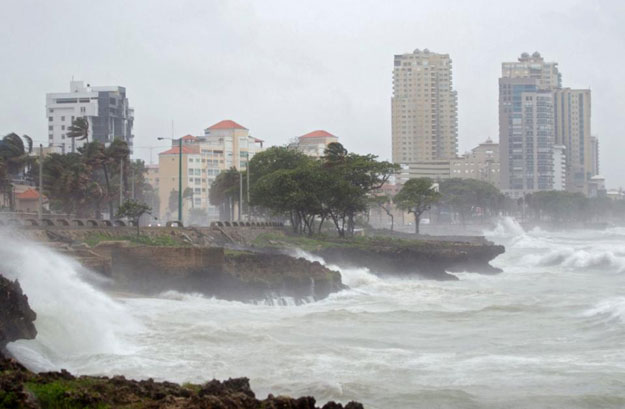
[0,230,138,372]
[289,247,382,289]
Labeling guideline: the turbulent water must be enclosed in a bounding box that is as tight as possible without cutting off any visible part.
[4,219,625,408]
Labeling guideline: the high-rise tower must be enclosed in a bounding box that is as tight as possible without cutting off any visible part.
[391,49,458,165]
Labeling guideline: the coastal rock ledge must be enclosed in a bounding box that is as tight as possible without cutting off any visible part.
[0,274,37,355]
[314,240,505,280]
[0,272,364,408]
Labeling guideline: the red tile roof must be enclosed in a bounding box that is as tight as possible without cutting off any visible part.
[16,188,40,200]
[299,130,336,139]
[207,120,247,130]
[253,137,264,143]
[181,134,197,140]
[159,146,199,155]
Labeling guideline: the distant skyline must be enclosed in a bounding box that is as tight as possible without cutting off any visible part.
[2,0,624,188]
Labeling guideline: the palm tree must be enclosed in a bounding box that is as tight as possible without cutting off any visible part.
[67,117,89,153]
[0,133,32,174]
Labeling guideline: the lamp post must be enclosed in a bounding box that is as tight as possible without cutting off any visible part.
[158,136,183,223]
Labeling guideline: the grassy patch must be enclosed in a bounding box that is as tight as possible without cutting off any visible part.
[83,232,188,247]
[26,379,110,409]
[252,231,446,252]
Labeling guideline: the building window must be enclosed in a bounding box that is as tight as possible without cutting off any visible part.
[48,117,53,122]
[48,126,53,131]
[61,116,65,121]
[61,125,65,130]
[80,107,86,113]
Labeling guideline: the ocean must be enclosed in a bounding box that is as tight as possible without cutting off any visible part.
[5,218,625,408]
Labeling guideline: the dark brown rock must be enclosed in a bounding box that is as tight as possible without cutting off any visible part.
[0,274,37,354]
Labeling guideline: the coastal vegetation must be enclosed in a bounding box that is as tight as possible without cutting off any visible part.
[116,199,151,236]
[395,177,441,234]
[211,143,399,237]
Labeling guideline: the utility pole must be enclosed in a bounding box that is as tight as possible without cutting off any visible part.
[38,144,43,219]
[131,163,135,199]
[178,137,182,223]
[246,164,250,221]
[239,170,243,221]
[119,157,124,207]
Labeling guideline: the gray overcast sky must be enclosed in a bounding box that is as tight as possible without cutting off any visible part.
[2,0,624,187]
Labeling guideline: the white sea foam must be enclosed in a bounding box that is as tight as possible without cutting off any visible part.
[584,297,625,323]
[0,231,138,372]
[2,226,625,408]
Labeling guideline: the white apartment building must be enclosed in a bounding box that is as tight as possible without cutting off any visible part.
[46,80,134,152]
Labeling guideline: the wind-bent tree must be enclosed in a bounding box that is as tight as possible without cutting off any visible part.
[0,133,34,179]
[209,167,242,220]
[370,194,395,231]
[168,189,179,218]
[249,142,398,237]
[42,153,90,215]
[67,117,89,142]
[117,199,151,236]
[395,178,441,234]
[439,178,503,224]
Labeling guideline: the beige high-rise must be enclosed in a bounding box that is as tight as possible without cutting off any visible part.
[554,88,593,193]
[392,49,458,164]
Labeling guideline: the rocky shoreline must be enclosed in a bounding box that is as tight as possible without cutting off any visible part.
[0,273,363,409]
[254,234,505,280]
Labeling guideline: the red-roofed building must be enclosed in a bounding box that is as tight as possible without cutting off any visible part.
[203,119,262,171]
[158,140,202,222]
[15,188,46,212]
[293,130,339,158]
[158,145,199,156]
[156,122,265,223]
[206,120,248,131]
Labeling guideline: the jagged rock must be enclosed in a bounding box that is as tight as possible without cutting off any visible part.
[0,274,37,354]
[316,240,504,280]
[0,279,364,408]
[224,252,344,301]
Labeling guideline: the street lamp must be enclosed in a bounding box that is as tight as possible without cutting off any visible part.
[157,136,183,223]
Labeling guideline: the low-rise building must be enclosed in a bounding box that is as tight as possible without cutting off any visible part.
[400,139,501,188]
[290,130,338,158]
[450,139,500,188]
[157,120,264,223]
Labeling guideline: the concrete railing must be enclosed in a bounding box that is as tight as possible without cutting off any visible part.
[210,221,284,228]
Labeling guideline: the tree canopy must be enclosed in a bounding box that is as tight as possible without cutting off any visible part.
[248,143,398,237]
[395,178,441,234]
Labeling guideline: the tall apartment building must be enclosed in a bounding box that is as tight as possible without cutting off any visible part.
[502,52,561,90]
[590,136,600,176]
[500,52,597,196]
[157,120,264,222]
[391,49,458,164]
[499,76,556,195]
[554,88,593,193]
[46,80,134,152]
